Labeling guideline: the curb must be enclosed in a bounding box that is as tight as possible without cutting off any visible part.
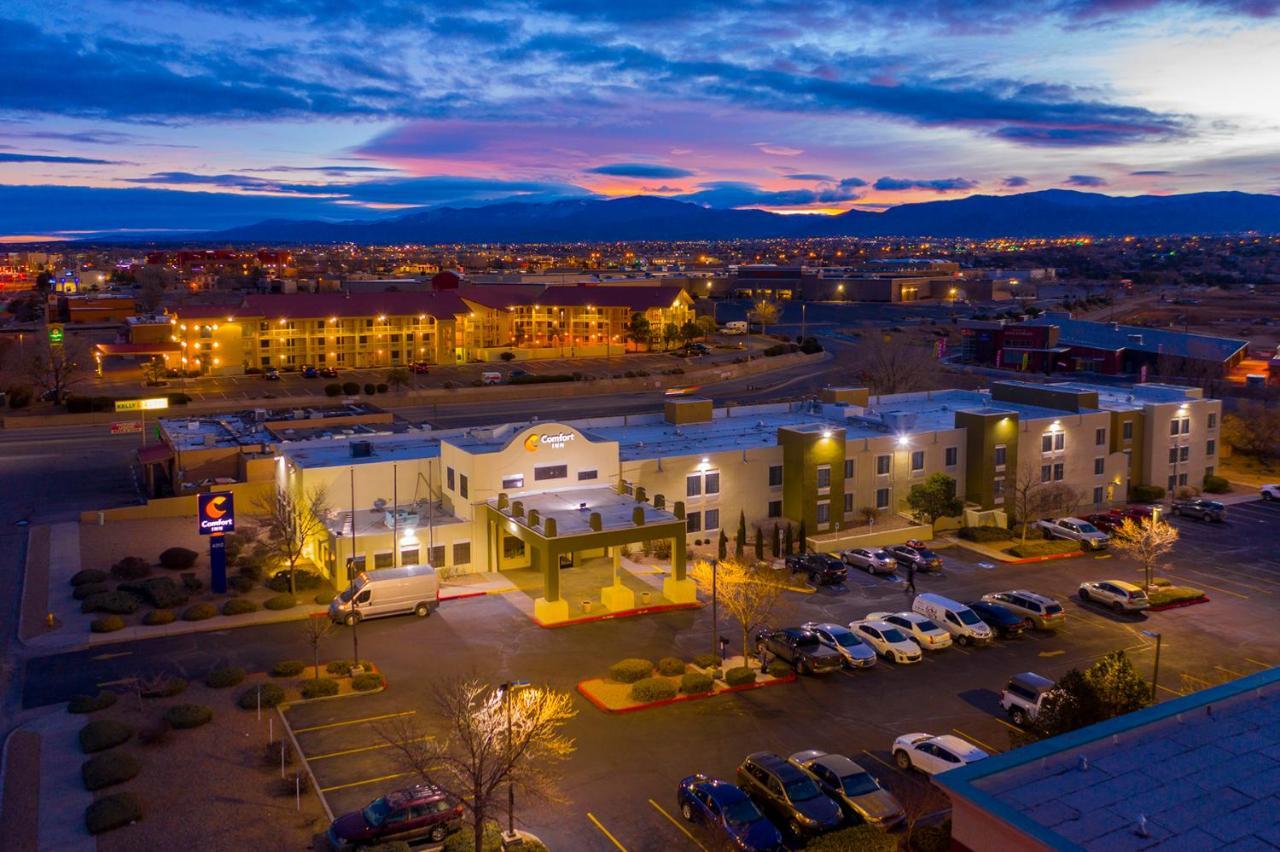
[946,537,1086,565]
[1148,595,1210,612]
[533,600,702,628]
[577,671,797,714]
[1004,550,1088,565]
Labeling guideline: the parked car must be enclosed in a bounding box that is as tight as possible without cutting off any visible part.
[848,620,922,664]
[1084,512,1125,534]
[802,622,877,669]
[736,752,843,840]
[787,750,905,830]
[1261,484,1280,501]
[676,774,785,852]
[1000,672,1057,727]
[964,600,1027,639]
[1171,498,1226,522]
[864,611,952,651]
[679,342,711,356]
[300,364,319,378]
[1036,517,1109,550]
[410,361,431,374]
[892,734,989,776]
[510,369,530,379]
[785,553,847,586]
[1114,505,1154,523]
[1078,579,1149,612]
[325,784,462,848]
[754,627,844,675]
[886,543,944,572]
[911,593,993,646]
[263,367,281,380]
[980,590,1065,631]
[318,366,338,378]
[840,547,897,575]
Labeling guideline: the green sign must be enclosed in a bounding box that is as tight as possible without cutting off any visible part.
[48,325,63,344]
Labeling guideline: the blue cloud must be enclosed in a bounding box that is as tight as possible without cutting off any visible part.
[874,176,978,192]
[783,173,836,181]
[1065,173,1108,187]
[0,152,121,164]
[1003,175,1030,187]
[586,163,695,178]
[1131,169,1173,176]
[673,180,862,208]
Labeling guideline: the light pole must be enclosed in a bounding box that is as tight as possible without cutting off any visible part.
[1141,630,1162,700]
[498,680,530,842]
[709,558,719,667]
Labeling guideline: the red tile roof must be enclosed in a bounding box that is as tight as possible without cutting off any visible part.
[538,284,690,309]
[457,285,545,310]
[173,291,470,321]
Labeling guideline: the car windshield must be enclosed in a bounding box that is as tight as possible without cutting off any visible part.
[784,777,822,802]
[794,634,819,647]
[881,627,908,643]
[723,798,764,826]
[362,797,391,827]
[339,586,357,603]
[835,632,864,648]
[958,609,982,626]
[1077,522,1099,534]
[841,772,880,796]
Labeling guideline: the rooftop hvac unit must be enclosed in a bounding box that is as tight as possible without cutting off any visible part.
[350,440,373,458]
[253,408,268,422]
[385,508,421,528]
[881,411,918,433]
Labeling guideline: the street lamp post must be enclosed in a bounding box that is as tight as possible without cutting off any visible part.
[498,680,531,842]
[1141,630,1162,700]
[709,559,718,667]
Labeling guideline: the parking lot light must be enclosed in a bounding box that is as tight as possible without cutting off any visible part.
[1141,630,1163,700]
[498,680,532,841]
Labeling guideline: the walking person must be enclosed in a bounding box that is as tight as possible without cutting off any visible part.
[905,561,916,595]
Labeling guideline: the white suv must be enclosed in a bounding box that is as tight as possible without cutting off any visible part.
[1000,672,1057,726]
[865,611,952,650]
[1262,484,1280,501]
[1078,580,1149,612]
[892,734,988,776]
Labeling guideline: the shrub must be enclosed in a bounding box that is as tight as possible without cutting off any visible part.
[352,673,384,691]
[142,608,176,626]
[763,343,788,357]
[182,603,217,621]
[123,576,187,608]
[679,671,714,695]
[807,824,898,851]
[165,392,192,405]
[237,683,285,710]
[5,385,32,409]
[266,571,323,592]
[768,659,794,678]
[222,598,259,616]
[81,752,141,791]
[509,373,574,384]
[908,821,952,852]
[164,703,213,729]
[798,337,823,354]
[68,691,118,714]
[1148,585,1206,607]
[205,666,246,688]
[65,395,93,413]
[141,676,188,698]
[85,792,143,835]
[376,383,389,393]
[91,616,126,633]
[325,659,372,676]
[158,547,198,570]
[271,659,306,677]
[110,556,151,580]
[629,677,678,703]
[1203,474,1230,493]
[959,525,1012,542]
[1131,484,1166,503]
[363,383,376,395]
[73,582,109,601]
[342,381,360,395]
[70,568,108,587]
[608,658,654,684]
[656,656,687,676]
[181,573,203,594]
[227,575,255,594]
[263,593,296,611]
[1008,540,1080,558]
[724,666,758,687]
[79,719,132,753]
[81,589,141,615]
[324,383,342,397]
[237,560,264,581]
[692,653,719,669]
[314,591,335,605]
[301,678,340,699]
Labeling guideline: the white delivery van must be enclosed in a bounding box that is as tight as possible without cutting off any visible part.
[722,320,748,335]
[330,564,439,625]
[481,371,503,385]
[911,593,993,646]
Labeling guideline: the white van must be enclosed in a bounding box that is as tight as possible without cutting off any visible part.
[722,320,748,335]
[911,593,992,646]
[329,564,439,625]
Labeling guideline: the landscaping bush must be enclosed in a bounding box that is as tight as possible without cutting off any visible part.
[205,666,246,689]
[227,575,255,594]
[263,593,297,611]
[608,658,654,683]
[158,547,198,570]
[724,666,758,687]
[629,677,678,703]
[237,683,285,710]
[1130,484,1166,503]
[692,653,719,669]
[70,568,107,587]
[110,556,151,581]
[342,381,360,395]
[326,659,372,676]
[65,395,93,414]
[656,656,687,676]
[363,383,376,395]
[81,752,141,791]
[509,373,574,384]
[181,573,203,594]
[324,383,342,397]
[85,792,143,835]
[1008,540,1080,558]
[314,591,336,605]
[1148,585,1206,607]
[376,383,389,393]
[143,608,175,626]
[236,559,264,581]
[120,576,187,608]
[141,676,188,698]
[679,671,714,695]
[301,678,340,699]
[81,590,141,615]
[222,598,259,616]
[768,659,794,678]
[166,392,192,405]
[807,824,898,851]
[68,691,118,714]
[271,659,306,677]
[352,673,384,691]
[908,821,952,852]
[4,385,33,409]
[164,703,213,729]
[1203,474,1230,494]
[91,616,126,633]
[73,582,110,601]
[959,525,1013,542]
[181,603,217,621]
[266,571,323,592]
[79,719,132,753]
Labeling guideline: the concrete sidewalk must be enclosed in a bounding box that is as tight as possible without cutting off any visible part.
[0,709,96,852]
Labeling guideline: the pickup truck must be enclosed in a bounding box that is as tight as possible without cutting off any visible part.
[754,627,844,675]
[1036,517,1109,550]
[1170,498,1226,522]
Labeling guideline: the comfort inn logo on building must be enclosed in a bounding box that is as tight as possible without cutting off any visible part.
[523,431,576,451]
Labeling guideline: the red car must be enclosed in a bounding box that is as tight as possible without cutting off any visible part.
[1087,506,1154,533]
[410,362,431,374]
[325,784,462,848]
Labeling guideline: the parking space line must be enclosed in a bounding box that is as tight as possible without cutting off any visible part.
[308,736,430,761]
[293,710,415,733]
[860,749,899,773]
[1164,573,1251,599]
[1157,683,1185,697]
[648,799,707,851]
[952,729,1001,754]
[587,812,629,851]
[1215,665,1247,678]
[319,770,413,793]
[993,718,1023,734]
[1247,658,1273,668]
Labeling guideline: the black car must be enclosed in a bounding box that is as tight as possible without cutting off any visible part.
[1171,498,1226,522]
[965,601,1027,639]
[318,366,338,378]
[754,627,843,675]
[784,553,847,586]
[886,544,943,573]
[736,752,843,840]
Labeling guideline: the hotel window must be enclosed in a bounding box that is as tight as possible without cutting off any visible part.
[1053,463,1064,481]
[686,474,702,497]
[1179,446,1189,463]
[459,474,469,499]
[844,459,854,478]
[502,537,525,559]
[1208,413,1217,429]
[1168,474,1177,491]
[704,509,720,530]
[259,339,270,349]
[945,446,958,467]
[875,488,890,509]
[1123,421,1134,440]
[446,467,455,491]
[452,542,471,566]
[769,465,783,487]
[705,472,720,495]
[577,469,598,481]
[400,547,419,566]
[502,475,524,490]
[993,477,1005,500]
[1040,464,1051,483]
[876,455,891,476]
[843,492,853,513]
[686,512,702,533]
[1168,447,1178,464]
[1206,465,1215,477]
[1182,418,1191,435]
[1096,427,1106,446]
[534,464,567,481]
[1041,434,1052,453]
[1093,486,1105,504]
[1207,440,1216,456]
[1094,457,1105,475]
[358,335,368,344]
[1178,472,1188,486]
[429,545,446,567]
[816,465,831,490]
[768,500,782,518]
[994,445,1006,468]
[910,450,925,473]
[621,480,634,496]
[816,502,830,525]
[373,552,394,570]
[260,356,270,366]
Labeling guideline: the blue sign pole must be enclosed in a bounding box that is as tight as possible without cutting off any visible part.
[210,534,227,594]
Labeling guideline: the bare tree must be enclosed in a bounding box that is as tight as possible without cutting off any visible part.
[1222,402,1280,461]
[379,679,576,852]
[1038,482,1087,518]
[1010,467,1047,544]
[689,558,786,669]
[301,615,334,680]
[852,336,936,395]
[750,299,779,339]
[1110,515,1179,592]
[253,485,329,596]
[27,336,91,404]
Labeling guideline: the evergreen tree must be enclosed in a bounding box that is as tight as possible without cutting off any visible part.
[784,524,794,556]
[718,529,728,561]
[771,524,781,558]
[754,525,764,561]
[797,520,808,553]
[735,510,747,559]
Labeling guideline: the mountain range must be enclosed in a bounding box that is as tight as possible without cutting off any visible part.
[206,189,1280,244]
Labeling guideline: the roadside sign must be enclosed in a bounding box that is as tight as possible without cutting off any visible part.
[197,491,235,535]
[115,397,169,413]
[110,421,143,434]
[48,324,64,344]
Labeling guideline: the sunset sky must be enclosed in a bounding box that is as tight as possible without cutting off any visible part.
[3,0,1280,235]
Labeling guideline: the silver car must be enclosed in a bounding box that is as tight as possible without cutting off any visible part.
[981,590,1065,631]
[803,622,877,668]
[841,547,897,575]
